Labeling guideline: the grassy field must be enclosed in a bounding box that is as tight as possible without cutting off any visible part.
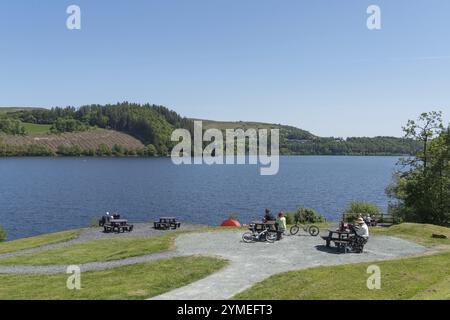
[22,123,52,134]
[0,256,228,300]
[234,223,450,300]
[0,233,177,265]
[369,223,450,247]
[0,230,81,255]
[234,251,450,300]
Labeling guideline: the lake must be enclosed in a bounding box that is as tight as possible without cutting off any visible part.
[0,156,399,240]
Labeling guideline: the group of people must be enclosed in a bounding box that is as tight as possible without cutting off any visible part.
[263,209,287,239]
[264,208,369,241]
[339,216,370,239]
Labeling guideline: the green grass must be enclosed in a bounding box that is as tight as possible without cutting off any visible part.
[0,233,176,266]
[0,256,228,300]
[234,223,450,300]
[234,251,450,300]
[0,226,245,266]
[22,122,52,134]
[0,230,81,255]
[370,223,450,247]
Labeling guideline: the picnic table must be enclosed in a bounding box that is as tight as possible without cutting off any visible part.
[103,218,134,233]
[154,217,181,230]
[322,229,352,250]
[250,221,277,231]
[322,228,368,253]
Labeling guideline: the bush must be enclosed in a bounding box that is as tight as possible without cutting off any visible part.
[0,225,6,242]
[344,201,383,222]
[284,212,295,225]
[293,208,326,223]
[228,213,238,221]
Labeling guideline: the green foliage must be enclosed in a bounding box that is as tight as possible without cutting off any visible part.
[388,112,450,226]
[50,118,87,133]
[0,225,6,242]
[228,213,238,221]
[283,136,421,156]
[97,144,112,156]
[343,201,383,222]
[0,143,55,156]
[146,144,157,156]
[0,117,25,135]
[56,145,83,156]
[291,207,326,223]
[284,212,295,225]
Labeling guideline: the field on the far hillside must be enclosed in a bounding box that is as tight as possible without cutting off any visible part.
[2,130,145,151]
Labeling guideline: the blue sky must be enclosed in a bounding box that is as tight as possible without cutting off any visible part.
[0,0,449,137]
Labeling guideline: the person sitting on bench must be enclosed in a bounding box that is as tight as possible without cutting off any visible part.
[354,218,369,239]
[263,209,275,222]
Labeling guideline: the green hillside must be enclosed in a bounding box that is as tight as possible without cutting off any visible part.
[0,104,422,156]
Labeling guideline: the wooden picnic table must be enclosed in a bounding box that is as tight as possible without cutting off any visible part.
[322,229,352,248]
[103,219,134,233]
[110,219,128,226]
[250,221,277,231]
[154,217,181,230]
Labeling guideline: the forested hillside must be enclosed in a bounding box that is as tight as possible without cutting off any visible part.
[0,103,422,156]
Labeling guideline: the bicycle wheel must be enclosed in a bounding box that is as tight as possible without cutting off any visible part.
[308,225,320,236]
[265,232,276,243]
[290,225,300,235]
[242,232,254,243]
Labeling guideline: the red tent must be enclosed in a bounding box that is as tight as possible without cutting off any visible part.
[221,219,241,227]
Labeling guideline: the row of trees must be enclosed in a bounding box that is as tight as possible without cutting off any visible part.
[387,111,450,226]
[0,141,159,157]
[282,136,421,156]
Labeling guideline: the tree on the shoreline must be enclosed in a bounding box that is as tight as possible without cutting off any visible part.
[387,111,450,226]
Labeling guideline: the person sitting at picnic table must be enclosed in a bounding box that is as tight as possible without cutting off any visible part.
[354,217,369,239]
[263,209,275,222]
[275,212,287,240]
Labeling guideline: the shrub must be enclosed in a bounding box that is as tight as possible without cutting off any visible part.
[284,212,295,225]
[294,208,326,223]
[0,225,6,242]
[343,201,383,222]
[228,213,238,221]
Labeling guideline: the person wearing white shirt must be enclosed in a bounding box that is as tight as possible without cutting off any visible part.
[354,218,369,239]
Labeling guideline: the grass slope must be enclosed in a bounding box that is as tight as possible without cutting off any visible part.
[234,251,450,300]
[0,256,228,300]
[22,123,52,134]
[234,223,450,300]
[0,233,176,266]
[370,223,450,247]
[0,230,81,255]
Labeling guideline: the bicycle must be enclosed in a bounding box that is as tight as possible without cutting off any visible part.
[242,224,277,243]
[290,222,320,236]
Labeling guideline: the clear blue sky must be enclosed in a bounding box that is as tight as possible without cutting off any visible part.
[1,0,449,137]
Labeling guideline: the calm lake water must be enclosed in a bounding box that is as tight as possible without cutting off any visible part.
[0,156,399,240]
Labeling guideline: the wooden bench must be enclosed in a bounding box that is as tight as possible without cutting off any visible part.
[154,218,181,230]
[103,223,134,233]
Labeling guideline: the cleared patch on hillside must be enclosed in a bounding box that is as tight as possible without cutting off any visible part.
[2,130,144,151]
